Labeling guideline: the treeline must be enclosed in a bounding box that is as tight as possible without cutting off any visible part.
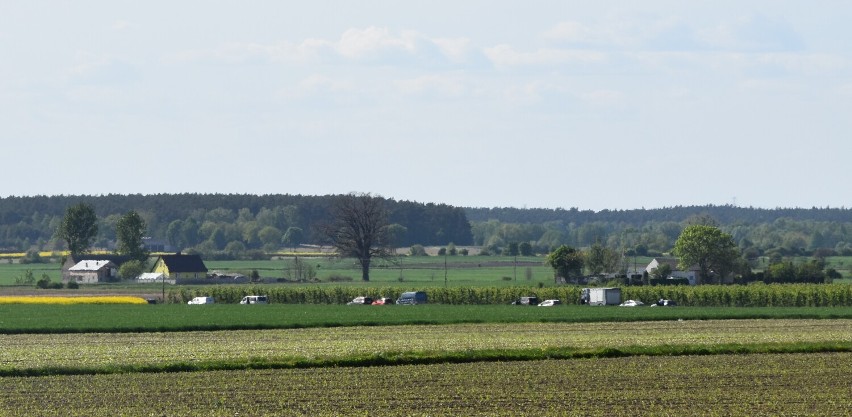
[467,205,852,258]
[0,194,472,253]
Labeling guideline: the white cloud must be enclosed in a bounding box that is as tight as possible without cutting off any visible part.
[171,27,478,68]
[698,14,804,52]
[111,20,134,31]
[335,26,416,59]
[484,45,606,68]
[579,89,625,107]
[280,74,356,99]
[432,37,473,63]
[394,74,466,98]
[545,21,626,46]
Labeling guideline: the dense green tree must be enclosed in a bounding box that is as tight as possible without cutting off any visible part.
[506,242,520,257]
[56,203,99,256]
[673,225,739,284]
[118,259,144,280]
[115,211,149,262]
[409,244,427,256]
[282,227,304,250]
[386,223,408,247]
[545,245,584,283]
[322,193,390,281]
[585,243,621,276]
[166,220,184,249]
[224,240,246,258]
[181,218,200,247]
[518,242,533,256]
[650,263,672,280]
[258,226,282,247]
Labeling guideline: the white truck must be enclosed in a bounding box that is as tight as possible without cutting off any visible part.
[581,287,622,306]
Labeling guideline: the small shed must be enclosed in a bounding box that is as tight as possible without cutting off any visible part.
[136,272,173,284]
[68,260,118,284]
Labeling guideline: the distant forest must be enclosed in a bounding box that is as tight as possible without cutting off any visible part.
[466,205,852,258]
[0,194,472,254]
[1,195,850,259]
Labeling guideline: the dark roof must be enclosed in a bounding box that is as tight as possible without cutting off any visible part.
[158,254,208,273]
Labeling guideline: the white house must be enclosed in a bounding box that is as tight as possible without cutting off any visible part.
[67,260,118,284]
[645,257,700,285]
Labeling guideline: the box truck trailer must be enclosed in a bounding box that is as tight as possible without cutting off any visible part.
[581,287,621,306]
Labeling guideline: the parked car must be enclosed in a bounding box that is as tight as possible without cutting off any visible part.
[371,297,394,305]
[651,299,677,307]
[240,295,268,304]
[188,296,214,305]
[396,291,427,305]
[619,299,645,307]
[511,296,540,305]
[538,299,562,307]
[347,296,373,305]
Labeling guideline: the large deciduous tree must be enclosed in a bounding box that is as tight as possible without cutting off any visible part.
[673,224,739,284]
[322,193,390,281]
[115,210,150,262]
[56,203,99,256]
[585,242,621,276]
[545,244,584,283]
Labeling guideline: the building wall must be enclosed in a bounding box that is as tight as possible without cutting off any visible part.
[69,271,100,284]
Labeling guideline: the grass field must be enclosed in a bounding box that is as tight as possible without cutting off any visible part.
[0,256,557,287]
[1,304,851,334]
[1,319,849,376]
[2,254,850,287]
[0,300,849,414]
[2,353,849,416]
[1,256,850,414]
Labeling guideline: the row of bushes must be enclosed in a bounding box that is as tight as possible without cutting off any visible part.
[169,283,852,307]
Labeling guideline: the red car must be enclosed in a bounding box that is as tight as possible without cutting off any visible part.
[371,297,394,305]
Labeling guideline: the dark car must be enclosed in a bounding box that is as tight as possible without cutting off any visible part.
[511,296,540,306]
[652,299,677,307]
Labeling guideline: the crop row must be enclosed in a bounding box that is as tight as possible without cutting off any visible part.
[0,296,148,305]
[0,319,849,375]
[0,352,849,416]
[169,283,852,306]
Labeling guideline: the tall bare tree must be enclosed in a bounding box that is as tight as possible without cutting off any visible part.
[322,193,390,281]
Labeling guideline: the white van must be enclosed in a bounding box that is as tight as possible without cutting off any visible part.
[188,296,214,305]
[240,295,268,304]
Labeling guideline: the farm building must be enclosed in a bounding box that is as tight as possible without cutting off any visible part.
[136,272,174,284]
[67,260,118,284]
[61,254,131,283]
[645,257,707,285]
[151,253,208,279]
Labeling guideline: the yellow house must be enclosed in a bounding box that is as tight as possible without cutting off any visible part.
[151,253,208,279]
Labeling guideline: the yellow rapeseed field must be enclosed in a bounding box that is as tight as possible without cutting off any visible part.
[0,296,148,305]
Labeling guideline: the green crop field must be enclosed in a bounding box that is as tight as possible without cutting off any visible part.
[1,353,849,416]
[1,304,852,334]
[1,255,851,415]
[1,319,849,376]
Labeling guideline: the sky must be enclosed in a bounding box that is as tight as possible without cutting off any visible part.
[1,1,850,211]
